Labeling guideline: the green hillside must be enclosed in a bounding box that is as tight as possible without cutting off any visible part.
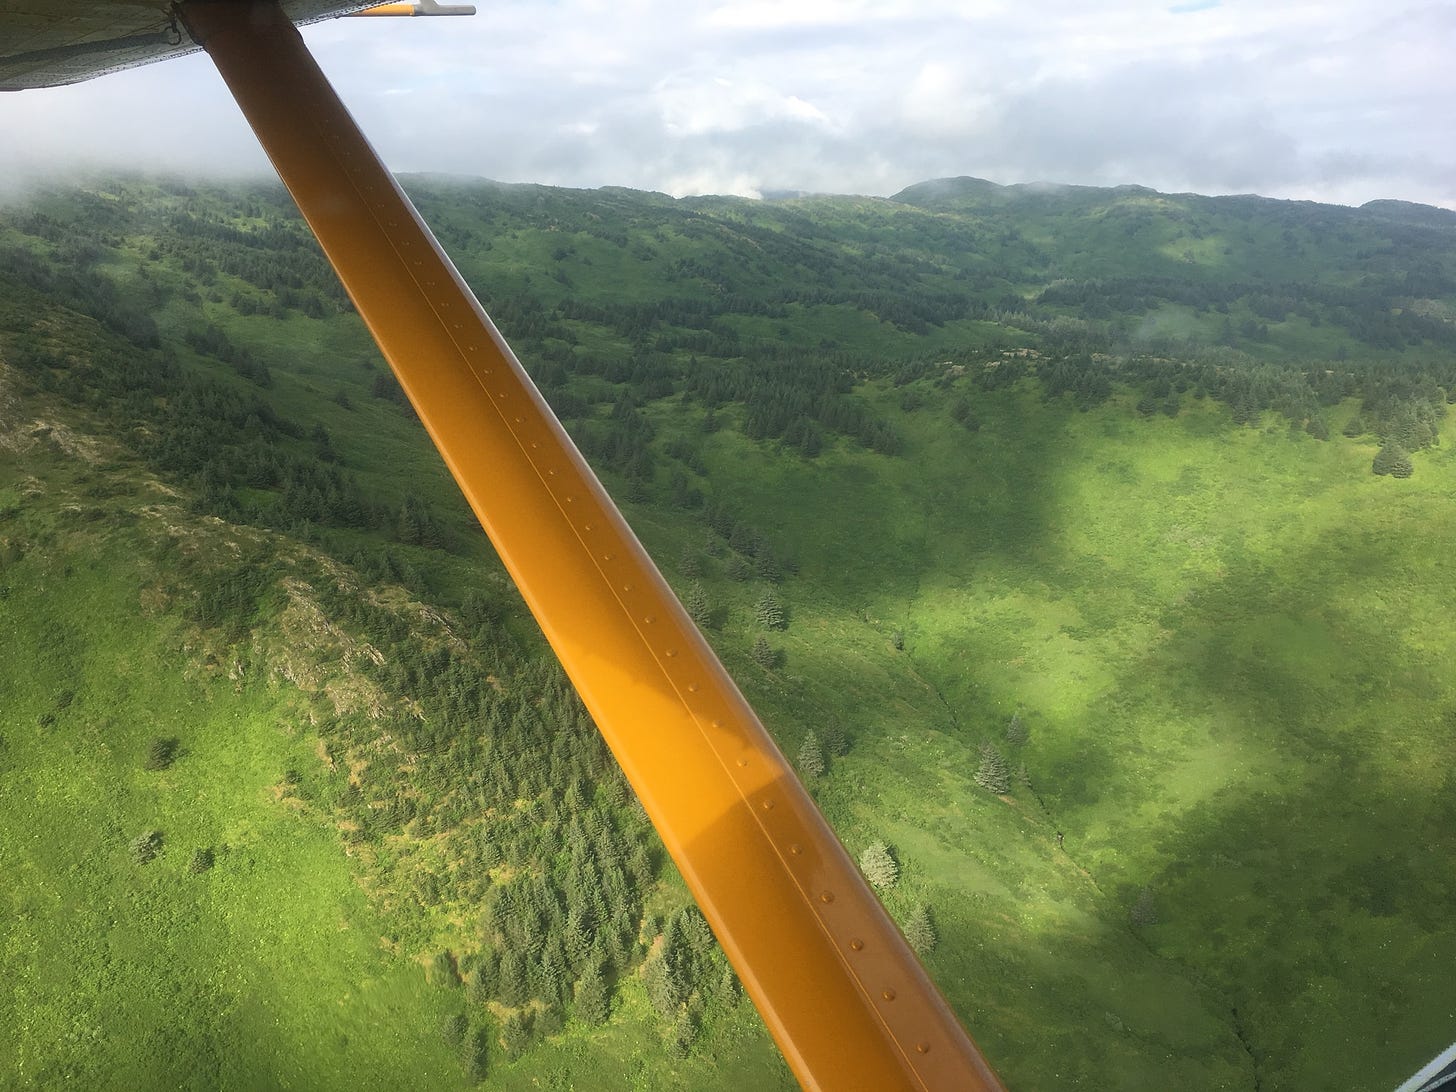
[3,173,1455,1090]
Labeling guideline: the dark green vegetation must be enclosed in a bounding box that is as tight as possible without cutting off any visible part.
[3,172,1456,1089]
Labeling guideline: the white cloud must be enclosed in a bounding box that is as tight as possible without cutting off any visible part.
[0,0,1451,207]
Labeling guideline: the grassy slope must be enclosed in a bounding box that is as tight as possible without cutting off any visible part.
[0,350,791,1091]
[6,176,1456,1089]
[693,379,1456,1089]
[0,460,468,1091]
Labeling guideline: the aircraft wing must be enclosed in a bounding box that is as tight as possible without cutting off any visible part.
[0,1,371,90]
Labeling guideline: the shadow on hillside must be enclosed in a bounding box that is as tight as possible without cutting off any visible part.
[1044,518,1456,1090]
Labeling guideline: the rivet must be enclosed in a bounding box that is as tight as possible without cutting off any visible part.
[737,758,749,767]
[565,495,575,504]
[849,939,864,951]
[602,553,614,562]
[915,1042,931,1055]
[643,616,656,625]
[514,416,524,423]
[819,892,835,904]
[686,682,699,693]
[881,988,896,1001]
[789,844,803,855]
[710,719,722,729]
[762,800,775,811]
[622,583,633,592]
[582,522,593,531]
[530,442,540,450]
[664,648,678,657]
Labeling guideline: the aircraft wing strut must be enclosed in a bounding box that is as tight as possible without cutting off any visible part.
[13,1,1008,1087]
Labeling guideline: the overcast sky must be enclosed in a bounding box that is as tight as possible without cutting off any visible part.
[3,0,1454,208]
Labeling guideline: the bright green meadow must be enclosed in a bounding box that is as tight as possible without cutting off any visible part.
[3,174,1455,1090]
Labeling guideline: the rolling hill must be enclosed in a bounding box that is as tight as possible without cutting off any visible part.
[2,172,1454,1090]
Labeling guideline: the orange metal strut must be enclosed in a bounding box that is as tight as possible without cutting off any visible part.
[178,4,1005,1089]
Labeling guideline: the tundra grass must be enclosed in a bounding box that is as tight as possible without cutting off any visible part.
[695,381,1456,1089]
[0,445,792,1091]
[0,506,469,1090]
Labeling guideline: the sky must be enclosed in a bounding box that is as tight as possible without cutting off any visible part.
[2,0,1454,208]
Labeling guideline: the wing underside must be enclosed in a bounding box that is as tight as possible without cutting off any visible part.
[0,0,370,90]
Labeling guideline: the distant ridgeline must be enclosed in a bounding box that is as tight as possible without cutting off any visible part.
[1,172,1453,505]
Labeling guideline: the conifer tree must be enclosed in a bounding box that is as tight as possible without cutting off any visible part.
[975,742,1011,794]
[903,904,938,954]
[859,839,899,889]
[755,547,781,582]
[574,962,610,1026]
[643,947,680,1019]
[669,1009,697,1059]
[462,1026,489,1083]
[500,1010,532,1059]
[797,730,826,780]
[751,636,778,669]
[684,580,711,627]
[821,721,850,757]
[441,1013,468,1047]
[754,590,785,629]
[144,736,179,770]
[1006,712,1028,747]
[1372,441,1413,478]
[679,547,702,577]
[131,830,163,864]
[497,949,529,1006]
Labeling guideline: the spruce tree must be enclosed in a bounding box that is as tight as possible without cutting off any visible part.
[441,1013,468,1047]
[821,721,850,757]
[754,590,785,629]
[975,742,1011,794]
[755,547,781,582]
[1372,441,1413,478]
[684,581,711,627]
[797,730,826,780]
[131,830,163,864]
[497,949,529,1006]
[859,840,899,889]
[1005,713,1028,747]
[144,736,179,770]
[751,636,778,669]
[500,1010,532,1059]
[574,962,610,1025]
[462,1026,489,1083]
[679,547,702,577]
[903,904,937,954]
